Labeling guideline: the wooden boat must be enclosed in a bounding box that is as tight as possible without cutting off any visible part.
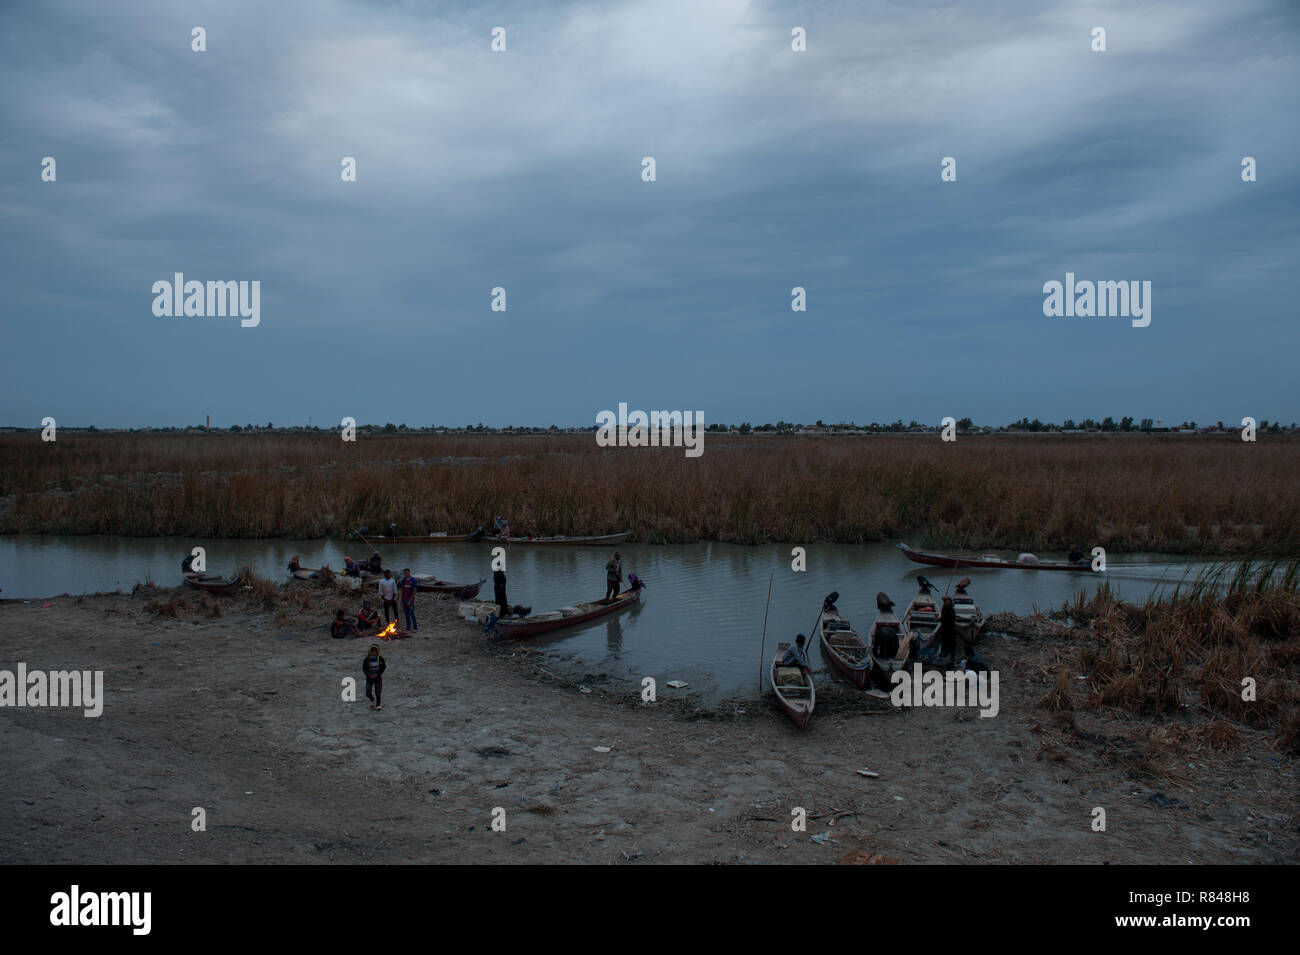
[491,585,642,638]
[183,572,240,596]
[292,565,482,599]
[868,594,910,693]
[901,576,941,654]
[352,530,632,547]
[951,578,986,644]
[771,643,815,730]
[819,601,870,688]
[410,576,485,599]
[487,530,632,547]
[896,542,1094,573]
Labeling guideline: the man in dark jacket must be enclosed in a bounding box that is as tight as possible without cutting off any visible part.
[493,569,508,617]
[363,644,386,710]
[938,595,958,663]
[605,552,623,602]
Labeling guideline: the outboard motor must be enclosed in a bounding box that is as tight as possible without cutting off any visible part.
[823,591,840,612]
[916,575,934,594]
[876,592,894,613]
[955,577,971,595]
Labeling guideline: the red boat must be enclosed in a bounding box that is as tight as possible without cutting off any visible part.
[492,586,641,638]
[896,542,1096,573]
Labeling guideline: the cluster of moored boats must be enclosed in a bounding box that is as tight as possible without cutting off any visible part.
[181,534,1098,725]
[771,575,986,730]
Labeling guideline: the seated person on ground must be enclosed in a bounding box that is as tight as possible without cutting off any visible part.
[356,600,380,630]
[331,609,360,639]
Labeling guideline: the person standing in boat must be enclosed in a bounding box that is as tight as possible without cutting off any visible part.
[362,644,386,710]
[493,516,509,538]
[781,634,812,672]
[493,568,509,617]
[400,568,418,631]
[605,551,623,603]
[377,569,399,624]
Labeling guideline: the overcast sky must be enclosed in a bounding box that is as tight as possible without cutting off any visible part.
[1,0,1296,428]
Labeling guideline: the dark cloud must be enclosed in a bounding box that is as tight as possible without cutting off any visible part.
[1,0,1296,427]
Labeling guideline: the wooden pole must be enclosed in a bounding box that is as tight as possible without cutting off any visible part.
[757,573,773,694]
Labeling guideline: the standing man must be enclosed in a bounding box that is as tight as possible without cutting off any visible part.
[400,568,418,632]
[938,595,958,665]
[493,515,510,539]
[493,567,509,617]
[362,644,386,710]
[604,551,623,603]
[377,569,399,625]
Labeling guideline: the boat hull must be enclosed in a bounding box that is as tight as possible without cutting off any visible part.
[896,542,1094,573]
[771,644,815,730]
[819,609,869,688]
[183,573,239,596]
[494,588,641,638]
[355,530,632,547]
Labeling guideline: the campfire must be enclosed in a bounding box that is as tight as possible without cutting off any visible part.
[376,620,399,639]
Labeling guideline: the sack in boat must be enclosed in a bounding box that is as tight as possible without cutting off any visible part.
[775,666,804,686]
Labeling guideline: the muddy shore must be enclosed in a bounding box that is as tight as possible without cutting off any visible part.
[1,586,1294,864]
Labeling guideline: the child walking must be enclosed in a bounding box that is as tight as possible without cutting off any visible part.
[363,644,386,710]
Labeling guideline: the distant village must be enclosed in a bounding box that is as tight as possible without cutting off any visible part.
[3,416,1295,436]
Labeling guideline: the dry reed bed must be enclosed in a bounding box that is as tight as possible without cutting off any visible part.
[1034,561,1300,758]
[3,432,1298,553]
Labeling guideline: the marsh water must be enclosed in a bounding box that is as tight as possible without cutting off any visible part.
[0,536,1214,699]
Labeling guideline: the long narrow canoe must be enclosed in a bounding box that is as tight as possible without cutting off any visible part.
[354,530,633,547]
[901,579,941,654]
[868,601,910,694]
[492,587,641,638]
[896,542,1095,573]
[819,603,870,688]
[951,581,986,644]
[183,572,239,596]
[771,643,815,730]
[291,566,483,599]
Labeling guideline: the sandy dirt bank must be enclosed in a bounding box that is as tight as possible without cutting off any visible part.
[1,587,1294,864]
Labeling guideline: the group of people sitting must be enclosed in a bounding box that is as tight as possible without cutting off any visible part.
[331,600,382,638]
[343,552,385,577]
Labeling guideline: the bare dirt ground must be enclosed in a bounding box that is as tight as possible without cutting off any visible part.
[2,586,1295,865]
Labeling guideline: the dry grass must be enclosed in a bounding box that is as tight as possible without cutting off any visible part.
[1048,560,1300,752]
[2,432,1297,552]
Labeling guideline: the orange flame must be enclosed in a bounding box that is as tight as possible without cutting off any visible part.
[376,620,398,639]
